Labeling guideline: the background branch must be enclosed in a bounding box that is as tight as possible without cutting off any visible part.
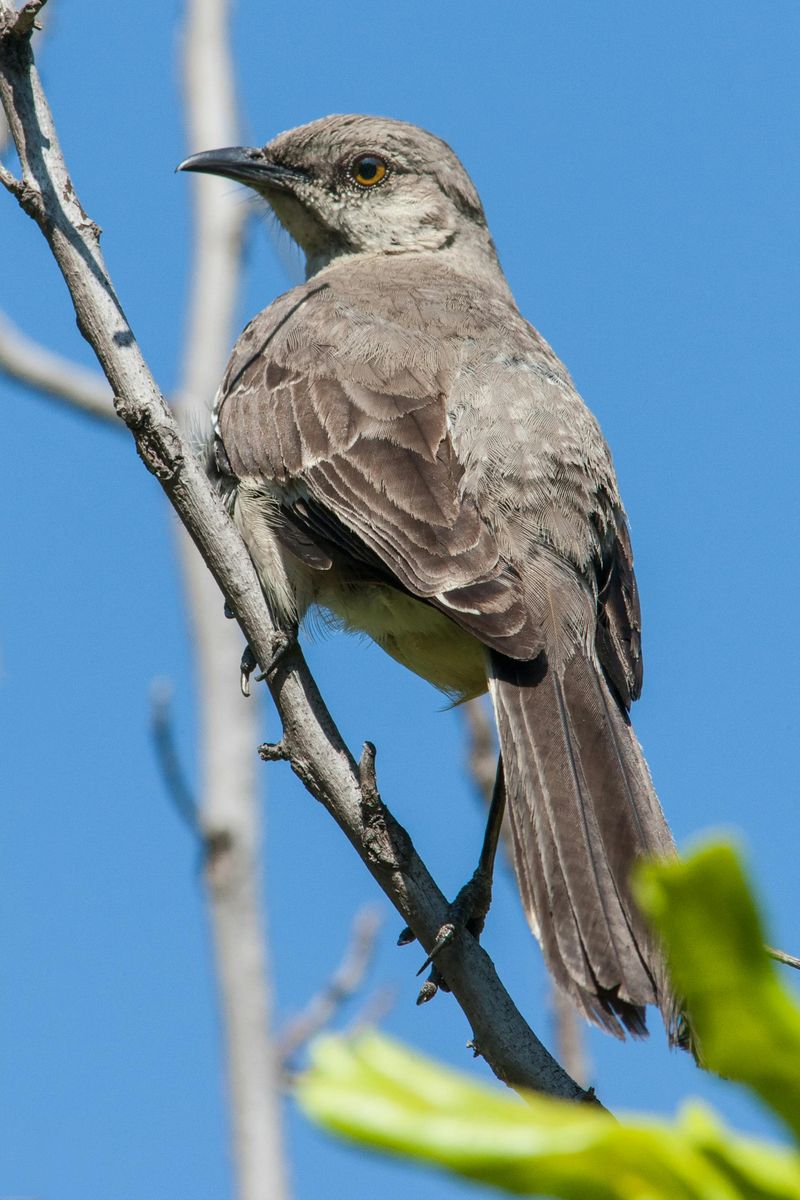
[0,9,590,1105]
[150,679,201,837]
[278,907,383,1071]
[172,2,288,1198]
[0,310,115,419]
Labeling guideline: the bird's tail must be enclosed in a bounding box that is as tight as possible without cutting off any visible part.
[488,647,679,1040]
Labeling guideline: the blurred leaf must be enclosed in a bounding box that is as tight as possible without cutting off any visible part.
[298,1031,800,1198]
[636,842,800,1138]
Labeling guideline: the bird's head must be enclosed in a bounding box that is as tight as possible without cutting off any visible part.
[178,114,496,276]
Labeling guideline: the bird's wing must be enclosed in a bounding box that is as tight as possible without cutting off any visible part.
[595,507,643,707]
[215,281,542,659]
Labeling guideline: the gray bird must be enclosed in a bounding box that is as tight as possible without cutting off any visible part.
[179,115,678,1041]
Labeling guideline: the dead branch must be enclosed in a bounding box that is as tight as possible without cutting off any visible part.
[278,908,383,1069]
[150,679,201,835]
[0,310,115,418]
[462,697,497,808]
[174,1,288,1197]
[767,945,800,971]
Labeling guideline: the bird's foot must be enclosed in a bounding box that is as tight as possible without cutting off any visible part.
[239,628,296,697]
[398,866,494,1004]
[240,644,259,697]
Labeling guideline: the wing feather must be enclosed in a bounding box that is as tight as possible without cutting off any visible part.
[217,276,643,675]
[217,284,541,659]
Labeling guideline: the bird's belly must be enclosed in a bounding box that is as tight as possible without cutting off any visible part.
[232,484,487,699]
[317,580,488,702]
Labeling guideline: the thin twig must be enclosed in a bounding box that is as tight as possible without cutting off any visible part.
[462,697,497,807]
[149,679,200,835]
[551,982,590,1089]
[0,157,17,190]
[0,78,7,152]
[0,13,592,1104]
[278,907,383,1068]
[767,945,800,971]
[2,0,47,37]
[0,311,115,419]
[345,984,397,1039]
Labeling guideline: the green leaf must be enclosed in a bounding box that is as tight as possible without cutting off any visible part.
[297,1031,800,1199]
[635,842,800,1138]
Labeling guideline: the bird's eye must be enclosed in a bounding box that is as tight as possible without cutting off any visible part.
[351,154,388,188]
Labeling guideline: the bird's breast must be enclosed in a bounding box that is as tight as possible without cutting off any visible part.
[315,576,488,701]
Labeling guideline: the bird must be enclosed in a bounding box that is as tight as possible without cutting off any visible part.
[178,114,678,1041]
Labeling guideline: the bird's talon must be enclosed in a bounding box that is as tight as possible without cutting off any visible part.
[397,925,416,947]
[240,644,258,697]
[416,979,438,1005]
[263,628,296,678]
[416,922,455,975]
[416,962,449,1004]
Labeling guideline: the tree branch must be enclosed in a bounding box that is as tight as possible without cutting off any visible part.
[174,2,288,1198]
[278,907,383,1070]
[0,310,115,418]
[462,696,498,808]
[767,945,800,972]
[1,0,46,37]
[0,7,591,1103]
[150,679,201,837]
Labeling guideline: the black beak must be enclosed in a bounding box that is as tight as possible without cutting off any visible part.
[176,146,305,190]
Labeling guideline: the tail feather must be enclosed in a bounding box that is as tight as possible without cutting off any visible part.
[489,647,677,1041]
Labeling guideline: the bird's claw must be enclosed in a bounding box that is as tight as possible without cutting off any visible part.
[416,923,455,976]
[239,629,297,698]
[405,870,493,999]
[416,962,450,1005]
[240,645,261,697]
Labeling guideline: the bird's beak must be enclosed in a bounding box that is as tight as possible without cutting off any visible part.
[176,146,305,190]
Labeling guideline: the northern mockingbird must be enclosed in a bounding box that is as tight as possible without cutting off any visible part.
[179,115,678,1041]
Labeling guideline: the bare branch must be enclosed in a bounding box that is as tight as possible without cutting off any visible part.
[150,679,201,836]
[1,0,48,38]
[0,310,115,419]
[173,2,288,1198]
[176,0,246,427]
[462,697,497,807]
[0,16,592,1104]
[0,79,8,152]
[278,908,383,1068]
[767,945,800,971]
[550,981,590,1089]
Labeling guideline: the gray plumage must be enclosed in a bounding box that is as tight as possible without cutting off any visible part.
[179,114,678,1039]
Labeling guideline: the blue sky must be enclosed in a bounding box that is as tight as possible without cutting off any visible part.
[2,2,800,1197]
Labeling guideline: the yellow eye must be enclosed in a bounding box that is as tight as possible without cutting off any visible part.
[351,154,387,188]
